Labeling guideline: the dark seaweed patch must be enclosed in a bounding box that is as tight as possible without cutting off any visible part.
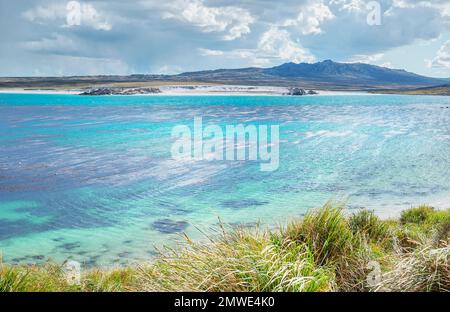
[58,242,81,251]
[152,219,189,234]
[221,199,269,209]
[0,219,45,240]
[117,251,132,258]
[83,259,97,268]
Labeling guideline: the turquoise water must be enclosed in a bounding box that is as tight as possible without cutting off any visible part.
[0,93,449,267]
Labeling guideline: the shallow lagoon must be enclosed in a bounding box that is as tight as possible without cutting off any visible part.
[0,93,449,266]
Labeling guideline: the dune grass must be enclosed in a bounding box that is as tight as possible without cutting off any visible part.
[1,203,449,292]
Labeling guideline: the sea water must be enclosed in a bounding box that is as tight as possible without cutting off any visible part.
[0,93,449,266]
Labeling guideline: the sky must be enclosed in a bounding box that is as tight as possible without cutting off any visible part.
[1,0,450,77]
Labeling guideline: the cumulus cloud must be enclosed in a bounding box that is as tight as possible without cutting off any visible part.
[1,0,449,76]
[283,1,335,35]
[329,0,366,12]
[258,26,315,63]
[198,26,315,67]
[428,40,450,68]
[163,0,254,40]
[22,2,112,31]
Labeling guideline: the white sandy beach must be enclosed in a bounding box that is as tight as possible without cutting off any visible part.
[0,85,370,96]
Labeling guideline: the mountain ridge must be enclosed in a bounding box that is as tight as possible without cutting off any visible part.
[175,60,446,89]
[0,60,448,91]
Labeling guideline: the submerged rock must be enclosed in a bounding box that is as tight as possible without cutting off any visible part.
[221,199,269,209]
[58,242,81,251]
[152,218,189,234]
[80,87,161,96]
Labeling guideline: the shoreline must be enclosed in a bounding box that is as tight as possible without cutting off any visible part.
[0,85,370,96]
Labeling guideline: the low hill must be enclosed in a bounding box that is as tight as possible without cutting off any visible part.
[370,84,450,95]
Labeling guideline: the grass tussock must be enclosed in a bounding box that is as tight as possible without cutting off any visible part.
[376,245,449,292]
[1,203,449,292]
[400,205,435,224]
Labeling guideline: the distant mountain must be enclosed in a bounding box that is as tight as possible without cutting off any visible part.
[0,60,447,91]
[175,60,446,90]
[265,60,441,84]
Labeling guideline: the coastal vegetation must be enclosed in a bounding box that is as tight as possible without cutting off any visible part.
[1,203,449,292]
[370,84,450,96]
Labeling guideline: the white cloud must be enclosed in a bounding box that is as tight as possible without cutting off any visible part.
[347,53,384,63]
[199,26,315,67]
[163,0,254,40]
[284,1,334,35]
[428,40,450,68]
[389,0,450,18]
[198,48,224,56]
[77,3,112,31]
[258,26,315,63]
[22,3,65,23]
[22,2,111,31]
[329,0,365,12]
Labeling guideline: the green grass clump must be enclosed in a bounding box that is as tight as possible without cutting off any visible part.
[1,203,449,292]
[0,263,138,292]
[81,268,138,292]
[0,266,31,292]
[139,226,335,292]
[395,206,450,249]
[349,209,390,244]
[0,263,77,292]
[400,205,435,224]
[282,202,354,266]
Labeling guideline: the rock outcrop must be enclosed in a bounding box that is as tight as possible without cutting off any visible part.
[287,88,317,96]
[80,87,161,96]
